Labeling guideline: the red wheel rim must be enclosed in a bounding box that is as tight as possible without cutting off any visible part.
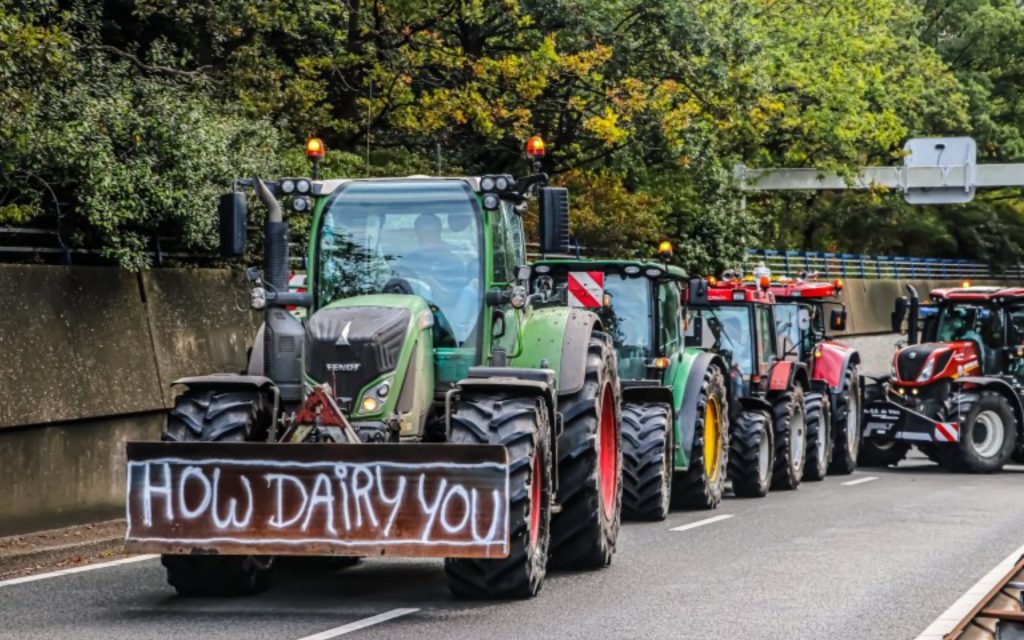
[598,383,618,520]
[529,451,542,546]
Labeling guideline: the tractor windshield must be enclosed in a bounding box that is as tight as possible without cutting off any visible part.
[599,275,653,379]
[691,305,755,375]
[315,180,482,347]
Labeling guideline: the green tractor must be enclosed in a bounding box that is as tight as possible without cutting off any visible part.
[530,255,730,519]
[124,143,622,599]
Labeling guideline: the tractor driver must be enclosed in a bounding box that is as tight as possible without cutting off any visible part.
[939,307,987,363]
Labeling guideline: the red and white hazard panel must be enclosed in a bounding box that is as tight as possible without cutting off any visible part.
[568,271,604,308]
[934,421,960,443]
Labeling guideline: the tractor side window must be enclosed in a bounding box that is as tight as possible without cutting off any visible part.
[490,203,518,283]
[1008,306,1024,346]
[773,303,801,359]
[757,306,777,371]
[658,283,681,354]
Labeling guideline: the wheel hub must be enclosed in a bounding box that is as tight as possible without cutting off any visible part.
[598,383,618,520]
[972,410,1005,459]
[704,396,722,481]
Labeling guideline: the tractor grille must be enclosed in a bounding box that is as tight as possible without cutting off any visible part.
[896,345,937,381]
[305,306,410,405]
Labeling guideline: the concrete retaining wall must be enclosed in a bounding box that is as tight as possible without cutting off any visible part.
[0,265,258,535]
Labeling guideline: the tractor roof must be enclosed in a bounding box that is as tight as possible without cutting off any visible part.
[770,279,839,300]
[309,176,485,196]
[533,259,688,281]
[930,286,1024,302]
[705,279,775,304]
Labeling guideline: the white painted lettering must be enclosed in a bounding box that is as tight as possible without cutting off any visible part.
[470,489,503,544]
[440,484,471,534]
[351,465,380,529]
[333,465,353,532]
[266,473,309,528]
[301,473,337,535]
[375,466,407,537]
[142,463,173,526]
[177,466,212,519]
[417,474,447,542]
[211,468,254,529]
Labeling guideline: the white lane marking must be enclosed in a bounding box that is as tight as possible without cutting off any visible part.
[841,476,878,486]
[296,608,420,640]
[670,514,733,532]
[0,554,159,589]
[914,544,1024,640]
[1004,464,1024,472]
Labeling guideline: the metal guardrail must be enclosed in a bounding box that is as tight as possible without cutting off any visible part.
[748,249,1024,280]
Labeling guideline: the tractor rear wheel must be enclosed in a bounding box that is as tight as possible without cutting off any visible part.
[728,409,773,498]
[828,367,861,475]
[803,392,831,482]
[672,364,728,510]
[444,392,552,598]
[621,402,673,521]
[945,391,1015,473]
[770,387,807,490]
[858,438,910,467]
[549,334,622,570]
[161,388,273,596]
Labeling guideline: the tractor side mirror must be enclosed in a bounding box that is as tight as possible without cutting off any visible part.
[539,187,570,254]
[219,192,247,257]
[687,277,709,306]
[830,308,847,332]
[892,296,908,333]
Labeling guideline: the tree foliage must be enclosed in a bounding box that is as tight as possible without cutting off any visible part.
[0,0,1021,270]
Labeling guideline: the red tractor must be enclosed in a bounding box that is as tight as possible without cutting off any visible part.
[686,275,814,495]
[862,285,1024,472]
[769,278,861,478]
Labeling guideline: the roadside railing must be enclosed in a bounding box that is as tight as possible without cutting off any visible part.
[747,249,1024,280]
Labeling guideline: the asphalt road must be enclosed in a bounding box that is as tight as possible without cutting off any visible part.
[3,455,1023,640]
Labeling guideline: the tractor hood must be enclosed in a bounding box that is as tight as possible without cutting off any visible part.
[304,294,433,413]
[892,341,980,386]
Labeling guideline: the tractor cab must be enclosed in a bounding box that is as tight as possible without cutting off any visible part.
[685,274,780,399]
[530,259,686,380]
[768,276,849,344]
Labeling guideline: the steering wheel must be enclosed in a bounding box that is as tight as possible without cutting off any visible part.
[383,277,415,295]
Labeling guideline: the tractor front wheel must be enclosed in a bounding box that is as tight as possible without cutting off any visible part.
[858,438,911,468]
[549,334,622,570]
[770,387,807,491]
[948,391,1015,473]
[728,409,774,498]
[444,392,552,598]
[672,364,728,510]
[621,402,673,521]
[161,388,273,596]
[803,392,831,481]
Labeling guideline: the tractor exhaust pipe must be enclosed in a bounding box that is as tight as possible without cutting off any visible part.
[255,178,290,381]
[906,285,920,345]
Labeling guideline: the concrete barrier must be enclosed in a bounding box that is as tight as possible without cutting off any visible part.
[0,265,256,535]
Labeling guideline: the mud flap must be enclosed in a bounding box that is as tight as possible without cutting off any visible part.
[125,441,510,559]
[863,400,960,444]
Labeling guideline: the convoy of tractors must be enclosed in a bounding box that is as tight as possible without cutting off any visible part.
[122,137,1024,601]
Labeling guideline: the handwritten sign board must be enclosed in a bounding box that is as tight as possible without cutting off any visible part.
[125,442,510,559]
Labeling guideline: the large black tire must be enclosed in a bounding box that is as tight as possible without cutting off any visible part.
[828,366,862,475]
[858,438,911,467]
[444,392,552,598]
[161,388,273,597]
[621,402,673,521]
[728,409,773,498]
[548,334,622,570]
[803,392,831,482]
[672,364,728,510]
[770,386,807,491]
[938,391,1016,473]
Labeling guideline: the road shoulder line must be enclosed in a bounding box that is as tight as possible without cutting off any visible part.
[0,554,158,588]
[296,608,420,639]
[670,514,733,532]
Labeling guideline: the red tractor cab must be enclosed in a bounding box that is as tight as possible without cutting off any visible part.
[768,278,862,477]
[862,285,1024,472]
[685,275,814,495]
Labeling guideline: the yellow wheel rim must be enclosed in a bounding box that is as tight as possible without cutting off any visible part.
[703,395,722,481]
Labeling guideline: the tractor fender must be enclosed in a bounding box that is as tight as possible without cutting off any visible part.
[512,306,603,396]
[811,341,859,393]
[621,381,675,407]
[768,360,810,393]
[454,367,560,490]
[954,376,1024,438]
[675,350,730,463]
[737,395,773,415]
[171,374,280,419]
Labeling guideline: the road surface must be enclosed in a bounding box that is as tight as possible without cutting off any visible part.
[2,454,1022,640]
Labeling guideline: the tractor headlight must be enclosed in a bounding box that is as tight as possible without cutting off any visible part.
[296,179,311,194]
[250,287,267,310]
[916,358,935,383]
[280,179,296,195]
[361,396,380,413]
[483,193,500,210]
[356,377,395,416]
[624,265,641,276]
[510,285,528,309]
[495,175,510,191]
[292,196,310,212]
[480,176,496,192]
